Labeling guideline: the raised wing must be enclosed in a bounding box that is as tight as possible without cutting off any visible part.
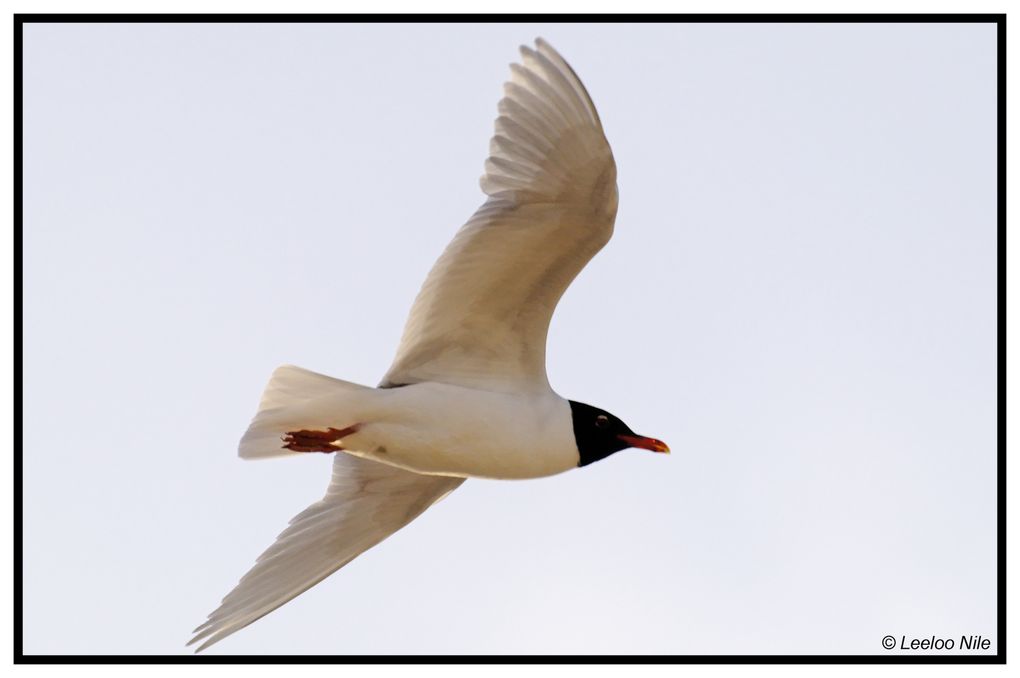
[381,39,617,393]
[188,453,464,652]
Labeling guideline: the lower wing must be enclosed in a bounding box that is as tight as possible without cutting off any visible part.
[188,453,464,652]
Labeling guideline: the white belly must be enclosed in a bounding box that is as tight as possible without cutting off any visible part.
[340,383,579,480]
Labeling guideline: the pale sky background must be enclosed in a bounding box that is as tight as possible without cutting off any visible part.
[21,22,997,655]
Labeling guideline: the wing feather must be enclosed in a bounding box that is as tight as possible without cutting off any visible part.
[188,454,463,652]
[383,39,617,391]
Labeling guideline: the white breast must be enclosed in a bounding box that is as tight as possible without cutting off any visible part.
[341,383,579,480]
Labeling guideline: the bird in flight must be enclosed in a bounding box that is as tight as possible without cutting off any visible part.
[189,38,668,652]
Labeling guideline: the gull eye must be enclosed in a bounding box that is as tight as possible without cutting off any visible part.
[595,414,610,429]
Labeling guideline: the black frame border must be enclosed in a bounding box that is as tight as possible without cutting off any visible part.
[12,12,1006,665]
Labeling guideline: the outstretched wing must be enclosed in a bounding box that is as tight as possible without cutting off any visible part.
[189,453,464,652]
[382,39,618,393]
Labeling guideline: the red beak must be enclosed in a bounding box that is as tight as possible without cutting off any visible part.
[617,434,670,454]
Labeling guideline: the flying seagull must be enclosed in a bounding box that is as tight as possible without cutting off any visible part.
[189,38,668,652]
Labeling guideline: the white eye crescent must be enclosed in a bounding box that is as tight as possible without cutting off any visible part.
[595,414,609,428]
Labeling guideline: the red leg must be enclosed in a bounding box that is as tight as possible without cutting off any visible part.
[282,424,361,453]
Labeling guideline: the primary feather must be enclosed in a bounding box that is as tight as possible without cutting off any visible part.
[189,453,463,652]
[382,38,618,392]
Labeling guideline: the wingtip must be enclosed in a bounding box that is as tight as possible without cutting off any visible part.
[187,620,218,649]
[191,620,210,635]
[192,638,214,654]
[186,629,218,653]
[534,37,556,55]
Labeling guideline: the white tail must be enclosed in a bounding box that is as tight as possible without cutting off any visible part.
[238,365,372,460]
